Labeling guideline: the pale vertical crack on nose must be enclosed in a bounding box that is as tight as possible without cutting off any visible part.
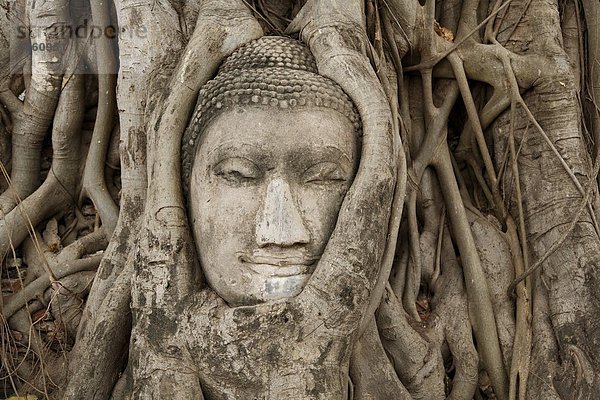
[257,178,310,246]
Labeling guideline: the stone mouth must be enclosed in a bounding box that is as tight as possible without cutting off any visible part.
[244,262,316,277]
[238,251,319,277]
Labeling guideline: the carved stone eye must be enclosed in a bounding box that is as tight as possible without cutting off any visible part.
[303,162,347,184]
[213,157,260,184]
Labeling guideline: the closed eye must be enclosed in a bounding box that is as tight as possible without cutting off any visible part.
[303,162,348,184]
[213,157,260,185]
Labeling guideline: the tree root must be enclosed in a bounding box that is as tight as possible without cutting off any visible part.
[48,270,96,339]
[466,207,516,369]
[0,71,84,258]
[434,147,509,399]
[377,284,446,399]
[404,190,422,320]
[350,317,411,399]
[0,0,70,215]
[79,0,119,236]
[400,17,508,391]
[360,43,407,336]
[506,218,532,400]
[63,253,133,400]
[431,231,478,400]
[3,255,102,319]
[8,308,44,361]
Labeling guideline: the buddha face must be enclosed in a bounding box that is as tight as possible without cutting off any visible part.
[189,106,358,306]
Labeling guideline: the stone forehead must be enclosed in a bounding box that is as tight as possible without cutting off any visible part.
[181,36,362,196]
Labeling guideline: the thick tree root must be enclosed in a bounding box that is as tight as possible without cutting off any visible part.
[0,71,84,259]
[349,318,411,399]
[0,0,70,216]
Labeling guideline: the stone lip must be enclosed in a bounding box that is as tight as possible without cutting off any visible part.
[238,250,319,277]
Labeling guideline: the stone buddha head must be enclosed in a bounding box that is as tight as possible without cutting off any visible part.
[182,36,361,307]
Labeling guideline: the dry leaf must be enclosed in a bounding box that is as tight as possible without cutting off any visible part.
[434,21,454,42]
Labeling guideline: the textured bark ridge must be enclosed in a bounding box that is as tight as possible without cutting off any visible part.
[1,0,599,399]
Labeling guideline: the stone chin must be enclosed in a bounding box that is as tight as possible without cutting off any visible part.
[260,273,312,302]
[207,269,313,307]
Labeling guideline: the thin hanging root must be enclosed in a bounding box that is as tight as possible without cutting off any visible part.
[434,147,508,399]
[8,308,44,360]
[506,218,532,400]
[380,7,412,151]
[507,89,531,289]
[495,0,532,46]
[483,0,515,43]
[6,258,55,399]
[396,71,457,323]
[380,0,415,56]
[451,69,535,393]
[466,157,495,208]
[1,313,21,395]
[495,123,515,192]
[80,0,119,236]
[454,90,511,171]
[6,244,47,366]
[450,50,567,397]
[499,50,600,291]
[500,53,600,238]
[430,207,445,288]
[0,165,57,290]
[404,190,421,320]
[447,53,521,224]
[241,0,283,34]
[581,0,600,155]
[412,77,459,178]
[448,54,497,186]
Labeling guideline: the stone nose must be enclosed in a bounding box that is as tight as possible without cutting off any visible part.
[256,178,310,247]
